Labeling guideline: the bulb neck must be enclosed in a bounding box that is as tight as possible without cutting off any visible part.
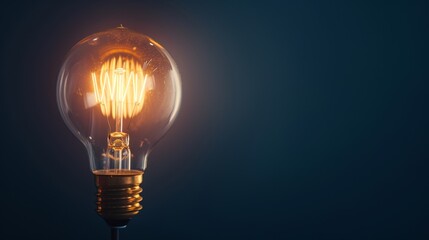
[94,169,143,228]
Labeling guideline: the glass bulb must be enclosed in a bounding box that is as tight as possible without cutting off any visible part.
[57,26,181,174]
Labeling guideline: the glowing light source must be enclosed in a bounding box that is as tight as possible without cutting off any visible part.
[57,26,181,238]
[91,56,149,120]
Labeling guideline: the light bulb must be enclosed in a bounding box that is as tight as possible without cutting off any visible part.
[57,26,181,233]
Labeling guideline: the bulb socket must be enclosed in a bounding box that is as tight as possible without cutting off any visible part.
[94,170,143,228]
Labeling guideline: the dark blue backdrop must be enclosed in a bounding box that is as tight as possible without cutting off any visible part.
[1,0,429,239]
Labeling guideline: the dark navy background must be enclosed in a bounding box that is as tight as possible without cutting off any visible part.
[1,0,429,239]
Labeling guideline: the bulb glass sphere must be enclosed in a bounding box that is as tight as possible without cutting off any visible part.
[57,27,181,172]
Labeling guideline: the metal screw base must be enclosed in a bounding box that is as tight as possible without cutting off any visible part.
[94,169,143,228]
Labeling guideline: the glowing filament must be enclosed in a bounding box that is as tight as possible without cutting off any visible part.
[91,56,148,120]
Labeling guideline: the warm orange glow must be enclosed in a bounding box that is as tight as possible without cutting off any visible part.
[91,56,148,120]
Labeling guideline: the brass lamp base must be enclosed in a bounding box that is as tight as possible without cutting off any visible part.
[93,169,143,228]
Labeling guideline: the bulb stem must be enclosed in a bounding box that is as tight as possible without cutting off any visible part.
[115,68,125,132]
[111,227,120,240]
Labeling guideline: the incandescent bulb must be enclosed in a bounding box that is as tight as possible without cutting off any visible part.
[57,26,181,234]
